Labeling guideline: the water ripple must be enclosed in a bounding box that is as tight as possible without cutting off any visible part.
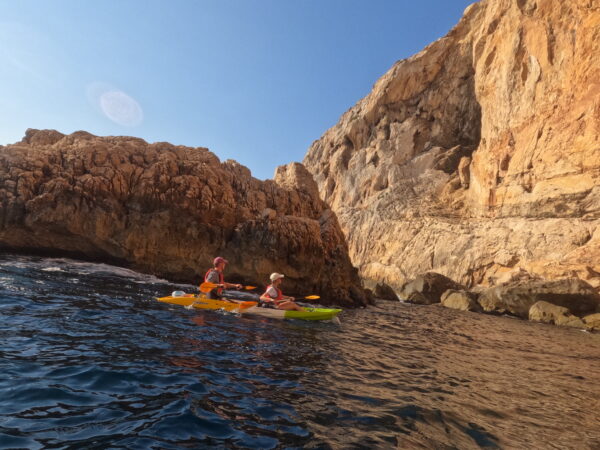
[0,254,599,448]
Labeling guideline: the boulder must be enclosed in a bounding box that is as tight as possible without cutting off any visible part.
[478,279,600,319]
[583,313,600,332]
[373,282,399,301]
[440,289,481,312]
[529,301,585,328]
[400,272,464,305]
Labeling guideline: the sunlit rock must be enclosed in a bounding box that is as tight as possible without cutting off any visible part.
[0,130,369,306]
[441,289,482,312]
[303,0,600,292]
[400,272,464,305]
[479,278,600,319]
[529,301,585,329]
[583,313,600,331]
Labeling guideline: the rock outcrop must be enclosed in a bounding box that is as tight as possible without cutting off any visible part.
[401,270,600,330]
[303,0,600,292]
[0,129,370,306]
[478,278,600,318]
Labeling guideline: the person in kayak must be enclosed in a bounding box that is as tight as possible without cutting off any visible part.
[204,256,242,299]
[259,273,304,311]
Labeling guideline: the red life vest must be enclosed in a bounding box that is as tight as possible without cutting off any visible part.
[204,268,224,295]
[263,284,284,303]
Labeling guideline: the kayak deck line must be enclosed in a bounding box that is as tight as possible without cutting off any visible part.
[156,293,342,321]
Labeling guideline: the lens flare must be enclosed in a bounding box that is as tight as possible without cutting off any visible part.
[99,90,143,126]
[87,82,143,127]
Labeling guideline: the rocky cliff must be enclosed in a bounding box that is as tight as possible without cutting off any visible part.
[304,0,600,292]
[0,129,370,306]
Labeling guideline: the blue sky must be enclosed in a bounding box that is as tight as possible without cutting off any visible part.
[0,0,475,180]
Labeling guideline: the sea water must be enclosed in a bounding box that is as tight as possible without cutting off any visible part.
[0,255,599,449]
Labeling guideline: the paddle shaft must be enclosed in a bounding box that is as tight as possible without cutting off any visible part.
[200,281,320,301]
[199,281,256,293]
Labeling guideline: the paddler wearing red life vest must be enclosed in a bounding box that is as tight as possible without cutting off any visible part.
[204,256,242,299]
[259,273,304,311]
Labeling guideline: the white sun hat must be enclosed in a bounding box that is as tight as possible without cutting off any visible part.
[269,272,285,281]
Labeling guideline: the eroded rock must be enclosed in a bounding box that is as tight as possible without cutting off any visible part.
[373,282,399,301]
[458,156,471,189]
[400,272,464,305]
[440,289,481,312]
[479,278,600,319]
[583,313,600,331]
[490,267,541,286]
[303,0,600,293]
[0,129,370,306]
[529,301,585,328]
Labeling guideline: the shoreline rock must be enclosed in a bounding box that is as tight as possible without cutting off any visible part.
[400,272,464,305]
[478,278,600,319]
[440,290,482,312]
[401,271,600,331]
[0,129,371,307]
[528,301,586,328]
[373,282,399,301]
[583,313,600,331]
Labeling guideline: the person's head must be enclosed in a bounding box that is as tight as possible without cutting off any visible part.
[213,256,228,271]
[270,272,284,286]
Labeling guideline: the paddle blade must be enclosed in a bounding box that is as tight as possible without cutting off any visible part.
[199,282,218,293]
[304,295,320,300]
[244,286,257,290]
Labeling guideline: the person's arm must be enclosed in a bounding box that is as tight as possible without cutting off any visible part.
[223,281,242,289]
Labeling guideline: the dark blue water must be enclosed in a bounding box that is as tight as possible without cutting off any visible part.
[1,255,599,449]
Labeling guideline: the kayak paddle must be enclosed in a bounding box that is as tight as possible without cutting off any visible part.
[199,282,257,293]
[185,299,257,310]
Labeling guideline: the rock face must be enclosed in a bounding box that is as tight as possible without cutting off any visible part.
[583,313,600,331]
[529,301,585,328]
[399,272,464,305]
[478,278,600,318]
[0,129,370,307]
[441,289,482,312]
[303,0,600,292]
[373,282,399,301]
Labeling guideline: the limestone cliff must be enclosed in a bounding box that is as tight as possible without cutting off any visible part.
[0,129,369,306]
[304,0,600,292]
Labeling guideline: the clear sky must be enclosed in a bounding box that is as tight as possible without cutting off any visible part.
[0,0,475,180]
